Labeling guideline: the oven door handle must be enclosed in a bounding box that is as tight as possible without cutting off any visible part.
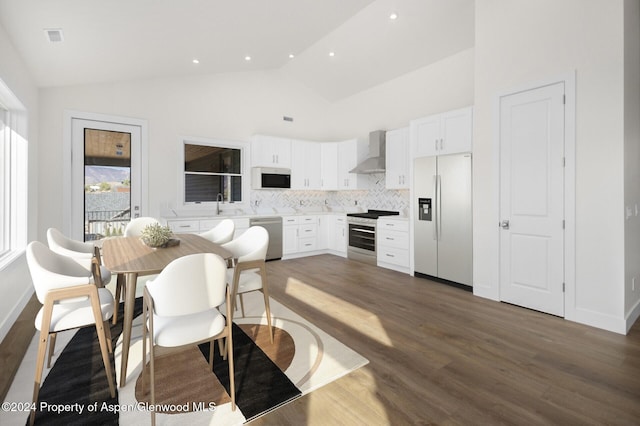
[351,228,375,233]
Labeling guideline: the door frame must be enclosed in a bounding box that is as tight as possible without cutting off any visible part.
[62,110,149,240]
[493,72,576,319]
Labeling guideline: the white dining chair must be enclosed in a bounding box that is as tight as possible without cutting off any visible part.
[142,253,235,426]
[222,225,273,342]
[199,219,235,245]
[46,227,112,285]
[123,216,160,237]
[25,241,115,426]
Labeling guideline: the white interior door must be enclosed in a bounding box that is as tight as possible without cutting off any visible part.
[71,118,142,242]
[499,82,565,316]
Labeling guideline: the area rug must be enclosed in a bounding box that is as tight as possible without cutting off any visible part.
[2,291,368,425]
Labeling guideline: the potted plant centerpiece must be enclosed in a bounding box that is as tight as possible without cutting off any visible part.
[140,223,177,248]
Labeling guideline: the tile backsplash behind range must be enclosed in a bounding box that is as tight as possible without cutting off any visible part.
[251,173,409,215]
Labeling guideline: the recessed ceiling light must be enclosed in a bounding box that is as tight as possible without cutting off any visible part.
[389,12,398,20]
[289,54,295,59]
[244,56,251,61]
[192,59,200,64]
[329,51,335,57]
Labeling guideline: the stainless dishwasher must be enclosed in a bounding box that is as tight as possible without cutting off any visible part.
[249,216,283,260]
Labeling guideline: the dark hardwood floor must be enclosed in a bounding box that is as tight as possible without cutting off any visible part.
[252,255,640,425]
[3,254,640,425]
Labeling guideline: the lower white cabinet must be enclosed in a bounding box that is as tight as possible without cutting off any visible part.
[283,215,318,255]
[326,214,347,255]
[377,218,410,273]
[166,217,249,238]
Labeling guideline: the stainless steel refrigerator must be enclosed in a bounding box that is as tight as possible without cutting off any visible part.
[414,153,472,286]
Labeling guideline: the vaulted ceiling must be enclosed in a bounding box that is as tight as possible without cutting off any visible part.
[0,0,474,101]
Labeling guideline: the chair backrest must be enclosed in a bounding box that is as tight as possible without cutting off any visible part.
[124,217,160,237]
[146,253,227,317]
[221,226,269,263]
[47,228,94,256]
[199,219,235,245]
[26,241,93,303]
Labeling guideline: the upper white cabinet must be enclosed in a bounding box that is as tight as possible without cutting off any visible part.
[337,138,370,190]
[385,127,410,189]
[320,142,339,190]
[251,135,292,168]
[411,106,473,158]
[291,140,322,190]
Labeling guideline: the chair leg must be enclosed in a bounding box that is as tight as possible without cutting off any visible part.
[239,294,246,318]
[94,321,116,398]
[89,290,115,399]
[218,338,227,360]
[112,274,124,325]
[142,296,148,395]
[225,287,236,411]
[47,332,57,368]
[262,291,274,344]
[260,266,274,343]
[209,339,215,369]
[30,328,50,426]
[150,340,156,426]
[104,321,113,353]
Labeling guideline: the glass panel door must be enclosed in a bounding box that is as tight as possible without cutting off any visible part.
[84,128,131,241]
[71,118,142,242]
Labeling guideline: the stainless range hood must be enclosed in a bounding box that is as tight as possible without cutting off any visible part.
[349,130,386,174]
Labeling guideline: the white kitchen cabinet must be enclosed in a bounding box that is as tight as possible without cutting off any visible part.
[316,215,329,250]
[282,216,299,254]
[337,138,370,190]
[166,217,249,238]
[291,140,322,190]
[326,214,347,255]
[385,127,410,189]
[320,142,339,190]
[251,135,292,168]
[166,219,199,233]
[377,218,410,273]
[411,106,473,158]
[282,215,318,255]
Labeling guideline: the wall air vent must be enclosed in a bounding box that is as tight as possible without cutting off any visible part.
[283,116,293,122]
[44,28,64,43]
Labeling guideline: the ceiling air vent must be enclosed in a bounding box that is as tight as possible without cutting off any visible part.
[44,28,64,43]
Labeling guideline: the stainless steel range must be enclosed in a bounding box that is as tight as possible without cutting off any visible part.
[346,210,399,265]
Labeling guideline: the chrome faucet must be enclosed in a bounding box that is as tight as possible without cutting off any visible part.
[216,193,224,215]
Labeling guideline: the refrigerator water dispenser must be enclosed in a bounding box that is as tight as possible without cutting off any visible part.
[418,198,432,221]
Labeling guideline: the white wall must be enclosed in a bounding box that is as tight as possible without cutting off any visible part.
[624,0,640,327]
[474,0,627,332]
[323,48,475,139]
[0,24,39,343]
[38,70,332,233]
[38,49,474,234]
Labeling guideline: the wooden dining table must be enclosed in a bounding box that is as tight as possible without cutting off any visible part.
[101,233,233,387]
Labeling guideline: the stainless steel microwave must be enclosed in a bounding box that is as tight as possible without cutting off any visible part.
[251,167,291,189]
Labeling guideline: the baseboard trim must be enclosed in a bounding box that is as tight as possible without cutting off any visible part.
[626,298,640,333]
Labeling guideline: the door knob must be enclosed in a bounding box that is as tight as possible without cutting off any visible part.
[500,220,510,230]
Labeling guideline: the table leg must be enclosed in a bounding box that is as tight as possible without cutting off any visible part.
[119,272,138,387]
